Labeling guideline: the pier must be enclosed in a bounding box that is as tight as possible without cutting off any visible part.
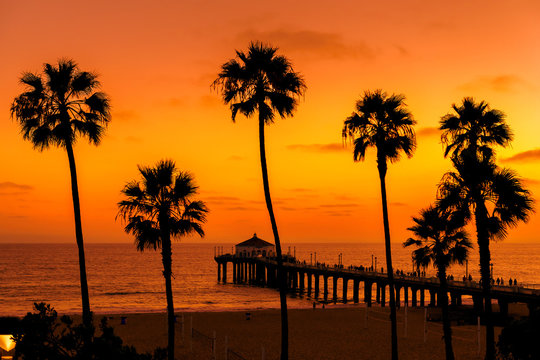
[214,254,540,316]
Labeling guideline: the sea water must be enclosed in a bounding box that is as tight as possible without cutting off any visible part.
[0,242,539,316]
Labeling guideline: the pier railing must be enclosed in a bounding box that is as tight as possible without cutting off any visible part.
[214,254,540,315]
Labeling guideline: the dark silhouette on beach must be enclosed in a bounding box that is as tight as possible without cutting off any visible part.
[405,204,472,360]
[213,41,306,360]
[438,98,534,360]
[117,160,208,360]
[10,59,111,328]
[342,90,416,360]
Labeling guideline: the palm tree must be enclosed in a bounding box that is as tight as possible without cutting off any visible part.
[342,89,416,360]
[439,98,534,360]
[11,59,111,327]
[212,41,306,360]
[404,205,472,360]
[440,97,512,161]
[117,160,208,360]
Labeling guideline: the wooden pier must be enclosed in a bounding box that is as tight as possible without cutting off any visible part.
[215,254,540,316]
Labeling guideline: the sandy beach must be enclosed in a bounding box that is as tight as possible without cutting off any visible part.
[95,304,524,360]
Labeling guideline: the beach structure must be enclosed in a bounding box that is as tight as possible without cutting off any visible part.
[214,255,540,317]
[235,233,275,258]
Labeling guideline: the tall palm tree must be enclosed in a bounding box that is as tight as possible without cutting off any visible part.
[117,160,208,360]
[439,98,534,360]
[342,89,416,360]
[404,205,472,360]
[441,97,512,162]
[213,41,306,360]
[11,59,111,327]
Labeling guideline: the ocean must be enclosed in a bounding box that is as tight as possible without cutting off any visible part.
[1,242,539,317]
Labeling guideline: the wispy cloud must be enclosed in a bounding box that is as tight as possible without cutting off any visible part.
[205,196,242,203]
[228,155,245,161]
[287,143,347,153]
[390,202,407,207]
[501,149,540,163]
[320,203,360,209]
[287,188,314,193]
[166,97,185,107]
[522,178,540,186]
[225,206,260,211]
[459,75,533,93]
[237,29,375,60]
[124,136,143,144]
[112,110,139,122]
[417,127,439,137]
[0,182,33,196]
[324,210,354,217]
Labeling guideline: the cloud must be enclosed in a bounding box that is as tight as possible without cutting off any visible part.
[324,210,354,217]
[501,149,540,163]
[112,110,139,122]
[522,178,540,186]
[166,97,185,107]
[320,203,360,209]
[205,196,242,203]
[459,75,533,93]
[390,202,407,207]
[199,95,221,108]
[228,155,244,161]
[124,136,143,144]
[395,45,409,56]
[236,29,375,60]
[225,206,260,211]
[287,143,348,153]
[0,182,33,195]
[333,194,361,201]
[287,188,314,193]
[417,127,439,137]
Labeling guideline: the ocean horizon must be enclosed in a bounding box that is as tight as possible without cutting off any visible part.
[1,242,539,317]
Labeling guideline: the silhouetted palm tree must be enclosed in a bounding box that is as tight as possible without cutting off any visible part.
[117,160,208,360]
[441,97,512,161]
[213,41,306,360]
[439,98,533,360]
[11,59,110,327]
[342,89,416,360]
[404,205,472,360]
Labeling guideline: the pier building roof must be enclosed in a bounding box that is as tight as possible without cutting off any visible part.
[236,234,274,248]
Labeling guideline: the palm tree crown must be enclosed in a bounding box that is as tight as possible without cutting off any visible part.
[440,97,512,160]
[117,160,208,249]
[212,41,306,124]
[342,90,416,174]
[438,154,533,241]
[11,59,110,150]
[405,205,472,272]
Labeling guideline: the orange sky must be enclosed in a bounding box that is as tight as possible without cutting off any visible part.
[1,0,539,244]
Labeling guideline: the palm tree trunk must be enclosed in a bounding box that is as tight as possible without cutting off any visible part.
[475,201,495,360]
[438,267,455,360]
[65,142,91,328]
[160,227,175,360]
[377,163,398,360]
[259,112,288,360]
